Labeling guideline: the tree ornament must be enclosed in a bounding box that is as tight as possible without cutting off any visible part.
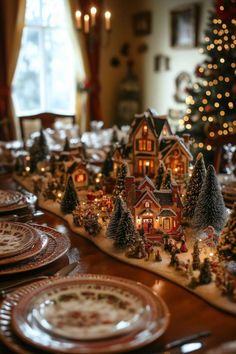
[192,165,227,233]
[183,153,206,221]
[114,209,136,250]
[61,176,79,214]
[199,258,212,284]
[218,203,236,261]
[106,196,126,240]
[155,161,166,190]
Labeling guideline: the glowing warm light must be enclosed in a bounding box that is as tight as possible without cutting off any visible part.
[225,92,230,97]
[217,93,222,99]
[198,106,204,112]
[214,102,220,108]
[95,178,100,183]
[206,145,212,151]
[228,102,234,109]
[26,167,30,172]
[57,192,62,198]
[199,143,204,148]
[104,11,111,31]
[183,115,189,121]
[206,90,211,96]
[220,58,225,63]
[220,111,225,116]
[202,116,207,121]
[223,123,228,128]
[75,10,82,29]
[209,132,215,137]
[208,116,214,122]
[218,130,223,135]
[186,124,192,130]
[220,5,224,10]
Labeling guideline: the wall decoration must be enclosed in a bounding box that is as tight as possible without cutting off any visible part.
[174,72,192,103]
[154,54,170,72]
[133,11,152,36]
[170,4,200,48]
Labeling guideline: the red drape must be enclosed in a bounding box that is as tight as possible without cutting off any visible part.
[79,0,102,121]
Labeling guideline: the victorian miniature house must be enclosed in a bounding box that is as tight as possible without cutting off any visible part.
[126,108,192,184]
[67,161,89,189]
[125,176,183,239]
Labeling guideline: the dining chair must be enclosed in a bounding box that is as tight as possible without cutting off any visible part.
[19,113,76,141]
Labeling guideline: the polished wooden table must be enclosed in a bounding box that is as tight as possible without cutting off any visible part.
[0,174,235,354]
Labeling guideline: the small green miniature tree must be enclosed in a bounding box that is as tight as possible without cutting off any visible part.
[199,258,212,285]
[192,240,201,270]
[161,168,172,189]
[30,130,49,172]
[61,176,79,214]
[102,151,113,177]
[112,163,128,200]
[218,203,236,261]
[183,153,206,221]
[106,196,126,240]
[192,165,227,233]
[63,137,70,152]
[155,161,166,190]
[114,209,136,250]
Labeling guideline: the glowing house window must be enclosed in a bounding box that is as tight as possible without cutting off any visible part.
[145,201,150,208]
[137,139,153,151]
[75,173,86,183]
[143,124,148,135]
[138,159,155,174]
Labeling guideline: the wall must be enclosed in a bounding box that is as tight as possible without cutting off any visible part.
[100,0,212,127]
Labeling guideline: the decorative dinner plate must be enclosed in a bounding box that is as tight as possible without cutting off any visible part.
[0,222,37,258]
[0,231,48,266]
[8,275,169,354]
[0,224,70,275]
[0,190,23,208]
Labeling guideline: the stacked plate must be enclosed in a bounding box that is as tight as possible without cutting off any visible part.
[0,222,70,276]
[0,189,37,221]
[0,274,169,353]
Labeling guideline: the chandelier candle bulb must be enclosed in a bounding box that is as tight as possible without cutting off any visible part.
[84,14,90,33]
[104,11,111,31]
[75,10,82,29]
[90,7,97,27]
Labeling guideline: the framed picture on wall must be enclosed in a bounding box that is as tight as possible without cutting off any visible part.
[133,11,152,36]
[170,4,200,48]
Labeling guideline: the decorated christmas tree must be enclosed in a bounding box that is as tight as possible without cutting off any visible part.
[182,0,236,162]
[192,165,227,232]
[161,168,172,189]
[29,130,49,172]
[199,258,212,284]
[183,153,206,221]
[84,212,101,236]
[106,196,126,239]
[61,176,79,214]
[155,161,166,190]
[114,209,136,249]
[192,240,201,270]
[218,203,236,261]
[112,163,128,200]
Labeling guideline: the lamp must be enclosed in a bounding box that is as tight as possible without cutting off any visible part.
[75,6,111,33]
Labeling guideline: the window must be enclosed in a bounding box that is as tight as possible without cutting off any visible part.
[137,139,154,151]
[138,159,154,175]
[75,173,86,183]
[144,201,150,208]
[13,0,76,116]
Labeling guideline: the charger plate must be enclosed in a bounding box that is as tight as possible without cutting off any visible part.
[3,274,169,354]
[0,222,38,258]
[0,224,70,275]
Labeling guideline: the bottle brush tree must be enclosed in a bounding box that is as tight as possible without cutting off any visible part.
[155,161,166,190]
[114,209,136,250]
[218,203,236,261]
[192,165,227,233]
[61,176,79,214]
[106,196,126,240]
[183,153,206,221]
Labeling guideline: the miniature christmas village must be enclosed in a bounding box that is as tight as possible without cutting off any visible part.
[14,108,236,315]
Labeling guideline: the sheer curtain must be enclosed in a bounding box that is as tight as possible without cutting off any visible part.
[67,0,90,133]
[0,0,26,140]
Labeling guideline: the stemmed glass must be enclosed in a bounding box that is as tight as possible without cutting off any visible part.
[224,144,236,181]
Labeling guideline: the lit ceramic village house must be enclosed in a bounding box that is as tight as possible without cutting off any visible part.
[123,108,193,185]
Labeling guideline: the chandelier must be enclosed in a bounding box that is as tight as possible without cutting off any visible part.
[75,6,111,33]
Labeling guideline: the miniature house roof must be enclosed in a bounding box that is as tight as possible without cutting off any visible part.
[153,190,173,206]
[159,209,177,217]
[67,160,87,174]
[137,176,156,191]
[129,108,172,140]
[134,190,161,209]
[160,136,193,160]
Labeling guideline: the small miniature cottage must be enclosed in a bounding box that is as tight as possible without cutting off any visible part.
[125,108,193,184]
[66,160,89,189]
[125,176,183,238]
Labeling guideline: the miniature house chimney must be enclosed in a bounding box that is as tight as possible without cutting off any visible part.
[125,176,136,209]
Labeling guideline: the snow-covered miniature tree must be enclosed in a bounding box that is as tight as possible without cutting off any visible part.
[192,165,227,233]
[161,168,172,189]
[63,137,70,152]
[30,130,49,172]
[112,163,128,200]
[183,153,206,221]
[155,161,166,190]
[106,196,126,240]
[218,203,236,261]
[199,258,212,284]
[192,240,201,270]
[114,209,136,250]
[61,176,79,214]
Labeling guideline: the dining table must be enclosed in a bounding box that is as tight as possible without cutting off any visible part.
[0,173,235,354]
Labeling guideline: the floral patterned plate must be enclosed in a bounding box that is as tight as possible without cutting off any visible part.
[0,222,37,258]
[9,274,169,353]
[0,190,23,208]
